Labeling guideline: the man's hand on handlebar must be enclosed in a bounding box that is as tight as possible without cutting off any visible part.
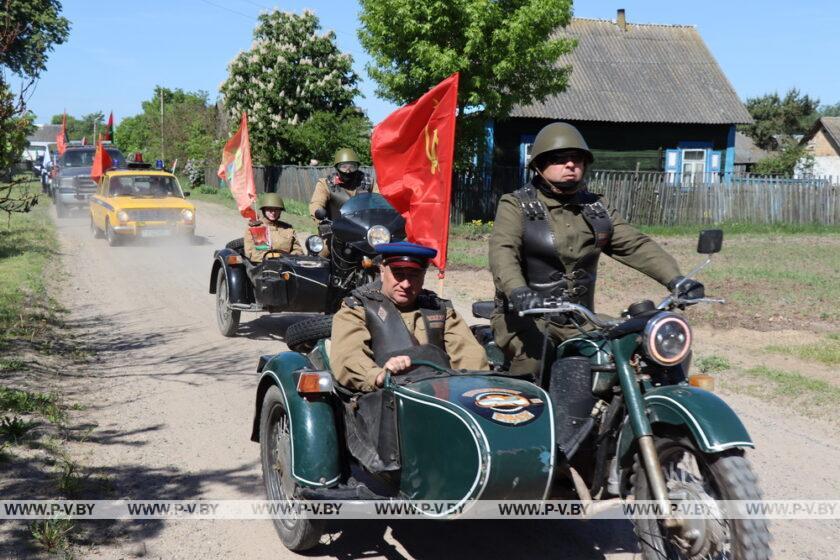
[375,355,412,387]
[509,286,543,312]
[668,276,705,300]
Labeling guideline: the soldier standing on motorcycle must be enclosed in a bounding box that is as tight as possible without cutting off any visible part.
[308,148,377,222]
[330,242,489,392]
[489,122,704,375]
[244,192,304,263]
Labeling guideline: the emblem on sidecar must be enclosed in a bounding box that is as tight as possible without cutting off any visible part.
[460,388,544,426]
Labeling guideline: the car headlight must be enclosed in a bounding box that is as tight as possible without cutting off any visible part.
[181,209,195,222]
[643,312,692,366]
[305,235,324,255]
[116,210,130,223]
[365,225,391,247]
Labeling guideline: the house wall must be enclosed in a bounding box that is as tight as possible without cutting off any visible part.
[492,118,733,171]
[811,156,840,179]
[806,129,840,157]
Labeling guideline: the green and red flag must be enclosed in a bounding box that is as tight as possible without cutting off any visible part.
[371,72,459,273]
[56,112,68,155]
[104,111,114,141]
[90,141,113,183]
[217,112,257,221]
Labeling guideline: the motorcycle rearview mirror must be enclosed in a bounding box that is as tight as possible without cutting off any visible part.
[314,208,327,221]
[697,229,723,255]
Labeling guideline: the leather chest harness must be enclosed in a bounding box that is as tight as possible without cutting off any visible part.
[326,172,373,219]
[510,184,613,311]
[345,282,450,366]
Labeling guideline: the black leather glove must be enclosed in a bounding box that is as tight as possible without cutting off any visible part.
[509,286,543,312]
[667,276,705,300]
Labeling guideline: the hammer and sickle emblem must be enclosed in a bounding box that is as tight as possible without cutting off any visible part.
[424,124,440,174]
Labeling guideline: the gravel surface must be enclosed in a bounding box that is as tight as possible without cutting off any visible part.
[35,200,839,559]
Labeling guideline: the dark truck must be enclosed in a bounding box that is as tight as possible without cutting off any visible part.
[51,145,125,217]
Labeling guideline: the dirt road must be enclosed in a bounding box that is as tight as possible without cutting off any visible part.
[46,201,839,559]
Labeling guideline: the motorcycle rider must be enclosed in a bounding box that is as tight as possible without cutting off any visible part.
[330,241,489,392]
[308,147,377,222]
[244,192,304,264]
[489,122,704,375]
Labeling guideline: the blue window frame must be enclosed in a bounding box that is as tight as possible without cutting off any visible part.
[519,134,536,184]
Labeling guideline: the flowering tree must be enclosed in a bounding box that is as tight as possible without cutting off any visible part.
[220,10,362,164]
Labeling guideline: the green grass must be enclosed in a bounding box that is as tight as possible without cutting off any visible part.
[0,415,35,442]
[0,181,59,345]
[30,517,74,557]
[638,222,840,237]
[694,355,731,373]
[0,387,65,423]
[0,358,25,371]
[766,334,840,366]
[743,365,840,404]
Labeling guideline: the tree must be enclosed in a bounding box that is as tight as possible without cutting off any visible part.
[753,140,812,177]
[0,0,69,215]
[50,112,104,142]
[113,87,218,165]
[220,9,361,164]
[285,108,372,164]
[741,89,820,150]
[358,0,576,163]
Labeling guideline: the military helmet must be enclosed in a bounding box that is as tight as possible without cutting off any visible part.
[528,122,594,169]
[333,148,360,166]
[258,192,285,211]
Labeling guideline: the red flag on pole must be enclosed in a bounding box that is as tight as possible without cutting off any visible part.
[104,111,114,141]
[371,72,459,273]
[217,112,257,221]
[91,142,113,183]
[56,112,68,155]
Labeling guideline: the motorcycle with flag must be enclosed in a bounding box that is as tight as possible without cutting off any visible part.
[210,114,407,337]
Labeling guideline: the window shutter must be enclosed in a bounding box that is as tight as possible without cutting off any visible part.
[664,149,680,184]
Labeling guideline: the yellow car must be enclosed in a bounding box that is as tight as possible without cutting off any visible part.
[89,168,196,246]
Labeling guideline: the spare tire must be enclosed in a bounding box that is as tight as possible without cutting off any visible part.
[225,237,245,253]
[285,315,333,353]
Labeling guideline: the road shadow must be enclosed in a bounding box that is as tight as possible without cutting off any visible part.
[233,312,316,341]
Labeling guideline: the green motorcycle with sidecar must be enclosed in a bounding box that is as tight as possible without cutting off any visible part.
[250,229,771,558]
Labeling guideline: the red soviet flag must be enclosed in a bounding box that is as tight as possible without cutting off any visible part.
[56,112,68,156]
[90,141,113,183]
[104,111,114,141]
[217,112,257,221]
[372,73,459,272]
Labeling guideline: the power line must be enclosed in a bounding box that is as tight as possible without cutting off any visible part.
[194,0,254,20]
[237,0,273,10]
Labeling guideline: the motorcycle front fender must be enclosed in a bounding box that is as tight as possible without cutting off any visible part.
[250,352,341,488]
[617,385,753,467]
[210,249,249,304]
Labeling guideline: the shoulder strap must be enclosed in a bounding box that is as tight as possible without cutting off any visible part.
[578,193,613,249]
[511,184,547,221]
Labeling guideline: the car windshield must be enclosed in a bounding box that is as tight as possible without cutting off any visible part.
[109,175,184,198]
[60,148,125,168]
[339,193,395,215]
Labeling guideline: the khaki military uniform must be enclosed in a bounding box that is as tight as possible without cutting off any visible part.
[308,174,379,222]
[489,187,681,374]
[243,217,304,263]
[330,298,490,392]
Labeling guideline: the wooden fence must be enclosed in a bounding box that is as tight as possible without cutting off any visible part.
[206,165,840,226]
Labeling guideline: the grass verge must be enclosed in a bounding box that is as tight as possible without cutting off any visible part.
[185,186,315,233]
[0,179,83,557]
[765,333,840,366]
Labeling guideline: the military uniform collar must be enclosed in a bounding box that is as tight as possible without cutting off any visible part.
[531,181,591,209]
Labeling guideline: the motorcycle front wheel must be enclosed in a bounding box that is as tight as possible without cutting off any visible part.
[631,434,771,560]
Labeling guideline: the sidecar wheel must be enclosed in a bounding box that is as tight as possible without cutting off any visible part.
[260,386,324,551]
[631,435,771,560]
[215,268,240,337]
[284,315,333,353]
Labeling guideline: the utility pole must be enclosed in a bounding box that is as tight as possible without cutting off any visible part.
[160,88,165,162]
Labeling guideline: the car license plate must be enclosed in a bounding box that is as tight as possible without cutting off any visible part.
[140,229,170,238]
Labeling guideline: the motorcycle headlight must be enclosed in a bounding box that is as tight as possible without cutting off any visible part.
[306,235,324,255]
[366,225,391,247]
[643,312,692,366]
[181,209,195,222]
[116,210,130,223]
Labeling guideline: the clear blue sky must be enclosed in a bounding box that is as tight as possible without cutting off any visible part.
[26,0,840,127]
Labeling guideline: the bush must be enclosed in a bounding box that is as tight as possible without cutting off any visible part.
[196,185,217,194]
[184,159,205,188]
[455,219,494,240]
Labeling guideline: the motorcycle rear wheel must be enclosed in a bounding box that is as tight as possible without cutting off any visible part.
[631,435,771,560]
[260,386,324,551]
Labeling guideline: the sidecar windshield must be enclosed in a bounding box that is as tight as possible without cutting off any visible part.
[340,193,395,214]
